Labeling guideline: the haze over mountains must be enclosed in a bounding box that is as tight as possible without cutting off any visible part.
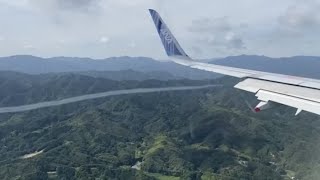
[0,56,218,80]
[212,55,320,79]
[0,55,319,80]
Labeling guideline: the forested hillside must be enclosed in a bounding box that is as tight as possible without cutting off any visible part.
[0,72,319,180]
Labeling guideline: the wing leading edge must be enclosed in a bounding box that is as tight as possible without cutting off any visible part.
[149,9,320,116]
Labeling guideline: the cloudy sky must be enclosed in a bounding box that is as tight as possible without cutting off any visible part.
[0,0,319,59]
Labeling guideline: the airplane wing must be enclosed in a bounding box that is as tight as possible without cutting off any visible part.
[149,9,320,116]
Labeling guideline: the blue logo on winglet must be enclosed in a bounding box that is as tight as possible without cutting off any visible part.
[149,9,188,57]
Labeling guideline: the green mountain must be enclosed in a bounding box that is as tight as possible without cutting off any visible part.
[0,72,319,180]
[0,71,211,107]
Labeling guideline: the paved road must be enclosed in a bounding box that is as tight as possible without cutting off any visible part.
[0,85,219,114]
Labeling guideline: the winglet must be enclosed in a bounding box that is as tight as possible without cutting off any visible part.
[149,9,191,60]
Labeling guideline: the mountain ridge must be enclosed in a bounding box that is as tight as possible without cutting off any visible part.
[0,55,319,79]
[0,55,219,80]
[211,55,320,79]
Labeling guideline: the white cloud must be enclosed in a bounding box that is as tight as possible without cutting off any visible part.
[58,39,66,44]
[225,32,235,41]
[23,44,35,49]
[129,41,136,48]
[0,0,29,7]
[189,16,246,52]
[99,36,109,43]
[278,1,320,32]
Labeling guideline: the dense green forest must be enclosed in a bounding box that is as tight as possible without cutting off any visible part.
[0,72,319,180]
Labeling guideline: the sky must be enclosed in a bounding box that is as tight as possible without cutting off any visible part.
[0,0,319,59]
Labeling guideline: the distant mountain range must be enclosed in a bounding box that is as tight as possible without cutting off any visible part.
[0,55,319,80]
[212,55,320,79]
[0,55,218,80]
